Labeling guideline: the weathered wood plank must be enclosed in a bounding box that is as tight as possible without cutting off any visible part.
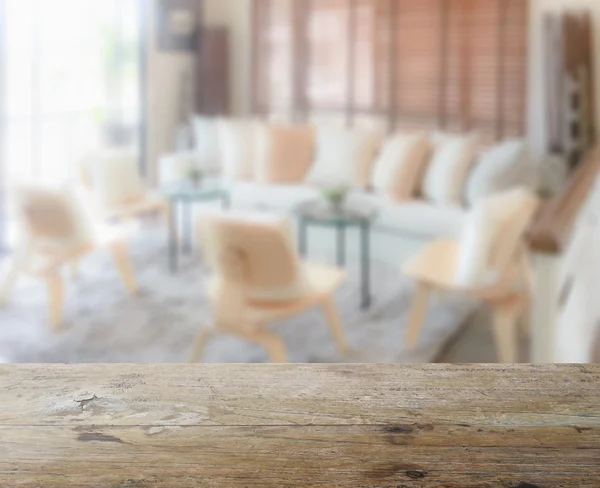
[1,364,599,487]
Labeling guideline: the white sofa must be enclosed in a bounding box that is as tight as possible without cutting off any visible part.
[160,119,538,264]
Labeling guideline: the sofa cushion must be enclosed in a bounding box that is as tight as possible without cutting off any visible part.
[219,119,267,181]
[421,132,479,206]
[192,116,221,173]
[376,198,466,239]
[229,182,320,213]
[465,139,532,206]
[305,126,382,189]
[257,124,315,184]
[372,132,431,201]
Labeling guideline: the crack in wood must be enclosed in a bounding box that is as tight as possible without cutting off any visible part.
[74,395,99,411]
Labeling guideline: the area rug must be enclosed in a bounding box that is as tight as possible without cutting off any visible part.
[0,228,478,363]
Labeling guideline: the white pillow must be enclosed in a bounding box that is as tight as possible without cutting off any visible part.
[422,133,479,205]
[372,133,431,201]
[89,151,145,208]
[466,139,531,206]
[192,116,221,173]
[218,120,267,181]
[305,126,381,189]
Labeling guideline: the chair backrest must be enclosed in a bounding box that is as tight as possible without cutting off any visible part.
[80,150,146,210]
[456,187,539,288]
[200,210,307,304]
[14,186,95,252]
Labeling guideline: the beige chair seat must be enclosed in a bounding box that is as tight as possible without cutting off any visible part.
[103,193,168,221]
[246,263,345,323]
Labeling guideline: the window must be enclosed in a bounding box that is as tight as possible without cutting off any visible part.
[2,0,144,187]
[251,0,528,142]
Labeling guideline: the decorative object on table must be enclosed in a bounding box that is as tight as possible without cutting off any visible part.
[294,198,378,309]
[156,0,202,52]
[0,227,477,364]
[321,186,348,212]
[185,167,204,188]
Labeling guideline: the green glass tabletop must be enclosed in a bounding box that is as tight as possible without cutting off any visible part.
[294,198,378,226]
[162,182,230,202]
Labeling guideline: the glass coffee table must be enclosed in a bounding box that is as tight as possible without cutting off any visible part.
[163,184,231,273]
[294,200,378,309]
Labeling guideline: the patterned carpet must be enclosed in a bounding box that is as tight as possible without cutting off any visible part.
[0,227,478,364]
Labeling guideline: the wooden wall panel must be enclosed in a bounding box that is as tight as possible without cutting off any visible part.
[196,27,230,116]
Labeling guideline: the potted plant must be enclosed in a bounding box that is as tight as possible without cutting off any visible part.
[322,186,348,212]
[185,167,204,188]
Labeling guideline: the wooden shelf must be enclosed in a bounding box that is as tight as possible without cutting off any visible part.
[1,364,599,486]
[529,146,600,254]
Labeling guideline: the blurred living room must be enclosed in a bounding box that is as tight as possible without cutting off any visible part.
[0,0,598,365]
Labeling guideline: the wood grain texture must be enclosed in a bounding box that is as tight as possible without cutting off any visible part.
[1,364,599,487]
[529,146,600,254]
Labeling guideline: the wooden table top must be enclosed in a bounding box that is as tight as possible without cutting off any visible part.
[1,364,599,487]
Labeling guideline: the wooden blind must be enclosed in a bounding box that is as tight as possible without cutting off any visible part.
[251,0,528,141]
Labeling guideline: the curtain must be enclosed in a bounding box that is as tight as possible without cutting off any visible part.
[1,0,144,188]
[251,0,528,144]
[545,11,596,169]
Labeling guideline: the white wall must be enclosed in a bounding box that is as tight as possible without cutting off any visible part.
[146,0,196,184]
[204,0,600,157]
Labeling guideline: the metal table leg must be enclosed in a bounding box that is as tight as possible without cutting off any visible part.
[299,220,308,257]
[360,223,372,309]
[169,200,178,273]
[183,200,193,254]
[222,193,231,210]
[337,224,346,267]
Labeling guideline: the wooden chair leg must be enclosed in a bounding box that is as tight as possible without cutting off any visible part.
[247,330,288,363]
[69,261,79,280]
[492,300,521,363]
[46,274,65,333]
[406,283,430,348]
[321,297,349,355]
[109,242,138,295]
[518,305,531,339]
[189,327,216,363]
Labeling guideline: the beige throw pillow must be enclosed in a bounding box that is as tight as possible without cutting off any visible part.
[371,132,431,201]
[421,133,479,205]
[256,124,315,184]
